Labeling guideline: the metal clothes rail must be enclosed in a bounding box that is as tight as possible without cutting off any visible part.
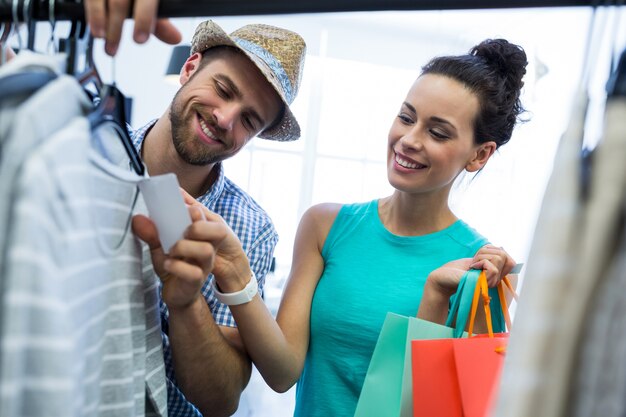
[0,0,598,22]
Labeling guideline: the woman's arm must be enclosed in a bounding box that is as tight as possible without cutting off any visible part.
[210,202,341,392]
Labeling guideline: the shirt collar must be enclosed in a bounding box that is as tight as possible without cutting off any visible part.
[131,119,226,209]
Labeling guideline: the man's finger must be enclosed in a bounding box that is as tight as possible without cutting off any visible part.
[169,240,215,272]
[104,0,131,56]
[85,0,107,38]
[180,187,198,206]
[154,19,183,44]
[164,258,206,282]
[189,205,206,223]
[132,214,169,276]
[132,0,158,43]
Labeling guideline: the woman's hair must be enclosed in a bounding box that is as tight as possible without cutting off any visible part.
[421,39,528,148]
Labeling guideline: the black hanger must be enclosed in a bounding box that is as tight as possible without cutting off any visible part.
[60,18,145,176]
[59,19,97,83]
[87,84,145,176]
[24,0,35,51]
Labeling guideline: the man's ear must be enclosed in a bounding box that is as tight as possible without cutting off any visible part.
[465,141,497,172]
[179,52,203,85]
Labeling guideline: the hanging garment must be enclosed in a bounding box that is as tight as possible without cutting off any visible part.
[0,51,67,274]
[0,53,167,417]
[568,97,626,417]
[492,89,588,417]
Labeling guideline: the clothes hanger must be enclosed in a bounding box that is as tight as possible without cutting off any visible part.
[23,0,35,51]
[79,25,145,176]
[87,83,145,176]
[0,0,57,105]
[53,9,144,176]
[53,6,144,176]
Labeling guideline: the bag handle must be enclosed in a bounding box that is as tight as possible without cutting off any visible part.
[467,271,517,338]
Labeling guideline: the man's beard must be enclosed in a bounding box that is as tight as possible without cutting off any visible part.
[169,89,224,166]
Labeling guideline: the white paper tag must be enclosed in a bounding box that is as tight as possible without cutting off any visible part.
[510,263,524,274]
[138,173,191,254]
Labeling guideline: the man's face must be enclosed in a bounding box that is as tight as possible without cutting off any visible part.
[169,50,283,166]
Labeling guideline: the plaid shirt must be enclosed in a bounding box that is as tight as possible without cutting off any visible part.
[131,120,278,417]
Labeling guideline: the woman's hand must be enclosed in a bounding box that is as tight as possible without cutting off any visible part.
[419,245,515,325]
[469,244,516,287]
[425,258,474,298]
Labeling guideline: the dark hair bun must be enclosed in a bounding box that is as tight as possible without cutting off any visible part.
[471,38,528,94]
[420,37,528,148]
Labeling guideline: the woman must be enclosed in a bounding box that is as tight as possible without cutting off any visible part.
[141,37,527,416]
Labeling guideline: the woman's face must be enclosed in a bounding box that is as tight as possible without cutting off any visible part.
[387,73,490,195]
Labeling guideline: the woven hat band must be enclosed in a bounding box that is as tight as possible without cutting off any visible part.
[232,37,295,104]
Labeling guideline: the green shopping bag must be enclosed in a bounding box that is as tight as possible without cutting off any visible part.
[353,272,478,417]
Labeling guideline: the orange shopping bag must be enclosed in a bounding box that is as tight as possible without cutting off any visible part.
[411,271,516,417]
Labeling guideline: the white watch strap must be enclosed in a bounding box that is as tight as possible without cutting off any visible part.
[212,272,258,306]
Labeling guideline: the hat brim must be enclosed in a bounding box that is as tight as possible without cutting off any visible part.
[191,21,301,142]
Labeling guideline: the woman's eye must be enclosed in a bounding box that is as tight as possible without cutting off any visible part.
[397,113,413,124]
[431,129,449,140]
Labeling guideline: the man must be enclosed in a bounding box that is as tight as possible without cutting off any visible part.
[130,20,306,417]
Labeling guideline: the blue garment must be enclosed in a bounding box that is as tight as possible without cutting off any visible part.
[131,120,278,417]
[294,200,499,417]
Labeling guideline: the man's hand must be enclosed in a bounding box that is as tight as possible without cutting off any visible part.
[132,188,252,309]
[132,205,214,310]
[84,0,182,56]
[178,189,253,293]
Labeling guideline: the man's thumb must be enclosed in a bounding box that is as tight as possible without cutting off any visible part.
[132,214,162,249]
[132,214,170,276]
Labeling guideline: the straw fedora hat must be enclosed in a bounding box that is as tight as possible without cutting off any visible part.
[191,20,306,142]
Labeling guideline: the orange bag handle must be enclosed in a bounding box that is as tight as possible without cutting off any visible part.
[467,271,518,338]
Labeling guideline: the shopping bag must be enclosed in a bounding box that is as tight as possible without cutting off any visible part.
[354,272,477,417]
[354,313,462,417]
[453,335,507,417]
[412,271,515,417]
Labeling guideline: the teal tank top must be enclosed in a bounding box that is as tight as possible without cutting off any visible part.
[293,200,500,417]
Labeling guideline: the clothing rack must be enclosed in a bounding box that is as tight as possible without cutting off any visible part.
[0,0,600,22]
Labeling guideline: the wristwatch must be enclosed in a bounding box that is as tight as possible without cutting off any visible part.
[212,272,258,306]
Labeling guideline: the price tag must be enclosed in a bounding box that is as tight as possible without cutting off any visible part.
[138,173,192,253]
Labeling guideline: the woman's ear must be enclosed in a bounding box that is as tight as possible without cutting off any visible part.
[179,53,203,85]
[465,141,497,172]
